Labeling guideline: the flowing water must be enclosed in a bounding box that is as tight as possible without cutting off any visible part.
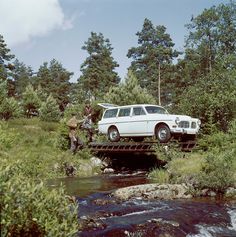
[49,172,236,237]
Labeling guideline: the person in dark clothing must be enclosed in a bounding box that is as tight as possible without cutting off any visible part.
[82,101,93,142]
[67,113,83,153]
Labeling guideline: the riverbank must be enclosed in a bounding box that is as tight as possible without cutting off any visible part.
[1,118,236,236]
[67,172,236,237]
[113,183,236,200]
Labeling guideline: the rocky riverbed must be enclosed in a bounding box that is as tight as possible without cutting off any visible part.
[113,183,236,200]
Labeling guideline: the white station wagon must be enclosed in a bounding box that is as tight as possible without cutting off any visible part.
[98,104,201,143]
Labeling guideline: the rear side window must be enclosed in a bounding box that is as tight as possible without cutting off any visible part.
[118,108,131,117]
[103,109,118,118]
[133,107,146,116]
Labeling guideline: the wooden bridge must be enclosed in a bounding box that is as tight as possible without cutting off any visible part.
[88,140,196,155]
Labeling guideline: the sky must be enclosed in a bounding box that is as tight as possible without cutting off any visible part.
[0,0,228,82]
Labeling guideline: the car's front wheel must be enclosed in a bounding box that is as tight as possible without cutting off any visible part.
[108,126,120,142]
[155,124,171,143]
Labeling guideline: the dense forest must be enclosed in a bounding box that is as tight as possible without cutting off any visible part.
[1,1,236,236]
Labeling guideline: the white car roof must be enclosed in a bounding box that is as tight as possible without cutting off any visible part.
[99,104,165,109]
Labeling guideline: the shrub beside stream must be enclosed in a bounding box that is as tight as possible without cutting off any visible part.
[149,119,236,196]
[0,118,86,236]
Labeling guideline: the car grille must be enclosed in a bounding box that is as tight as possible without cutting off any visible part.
[178,121,190,128]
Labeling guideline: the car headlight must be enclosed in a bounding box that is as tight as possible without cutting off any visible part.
[175,117,180,125]
[197,119,201,126]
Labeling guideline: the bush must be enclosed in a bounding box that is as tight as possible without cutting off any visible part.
[104,70,156,106]
[0,160,79,237]
[198,119,236,151]
[0,97,22,120]
[40,95,61,122]
[57,119,70,150]
[177,70,236,133]
[22,84,41,117]
[154,143,182,162]
[148,169,170,184]
[198,149,235,192]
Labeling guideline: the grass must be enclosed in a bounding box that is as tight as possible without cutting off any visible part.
[148,168,170,184]
[0,118,98,179]
[0,118,82,235]
[149,129,236,191]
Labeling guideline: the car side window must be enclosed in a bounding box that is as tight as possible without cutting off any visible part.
[118,108,131,117]
[103,109,118,118]
[133,107,146,116]
[145,106,167,114]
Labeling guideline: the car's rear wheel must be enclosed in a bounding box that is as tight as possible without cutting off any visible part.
[155,124,171,143]
[108,126,120,142]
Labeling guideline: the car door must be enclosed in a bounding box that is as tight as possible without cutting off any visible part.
[128,106,148,135]
[116,107,132,136]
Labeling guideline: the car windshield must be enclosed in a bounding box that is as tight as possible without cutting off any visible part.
[145,106,168,114]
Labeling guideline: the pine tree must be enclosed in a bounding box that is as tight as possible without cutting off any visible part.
[35,59,73,111]
[78,32,120,100]
[0,79,21,120]
[105,70,156,106]
[11,59,33,99]
[39,94,61,122]
[184,1,236,76]
[127,19,180,105]
[0,79,7,101]
[0,97,21,120]
[0,35,14,80]
[22,85,41,117]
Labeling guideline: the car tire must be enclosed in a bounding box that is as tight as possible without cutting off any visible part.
[108,126,120,142]
[155,124,171,143]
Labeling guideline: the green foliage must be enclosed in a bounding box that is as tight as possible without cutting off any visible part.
[36,85,48,102]
[79,32,120,99]
[0,122,20,150]
[167,153,204,185]
[198,118,236,151]
[0,97,22,120]
[35,59,73,111]
[177,69,236,133]
[185,1,236,74]
[148,169,170,184]
[105,70,156,105]
[198,149,235,192]
[150,120,236,190]
[0,118,83,236]
[173,1,236,129]
[63,103,84,120]
[0,34,14,81]
[0,160,78,237]
[154,143,181,162]
[0,79,22,120]
[40,94,61,122]
[0,78,7,101]
[57,118,70,150]
[11,59,32,98]
[127,18,180,105]
[22,84,41,117]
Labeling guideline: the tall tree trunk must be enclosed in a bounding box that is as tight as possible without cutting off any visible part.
[158,61,161,105]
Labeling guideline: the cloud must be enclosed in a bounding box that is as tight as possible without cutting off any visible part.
[0,0,73,46]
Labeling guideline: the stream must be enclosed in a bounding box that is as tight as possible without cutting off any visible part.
[49,171,236,237]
